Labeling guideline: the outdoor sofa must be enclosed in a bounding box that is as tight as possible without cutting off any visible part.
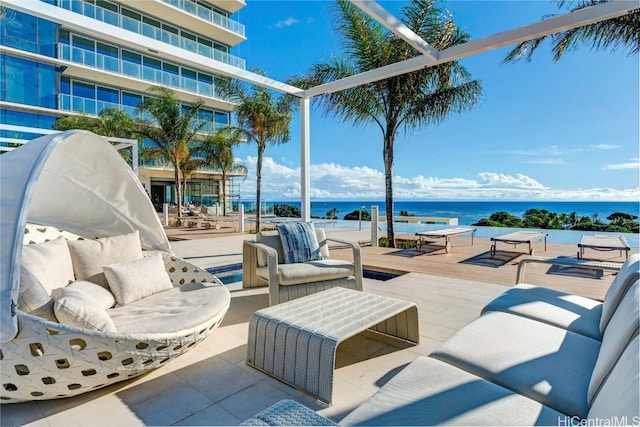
[242,253,639,425]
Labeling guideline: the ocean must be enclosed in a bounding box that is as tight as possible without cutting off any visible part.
[270,200,640,247]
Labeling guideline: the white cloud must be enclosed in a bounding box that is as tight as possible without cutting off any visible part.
[509,145,566,156]
[237,156,639,201]
[603,158,640,170]
[274,17,299,28]
[590,144,620,150]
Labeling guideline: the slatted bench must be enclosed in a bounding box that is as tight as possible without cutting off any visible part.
[246,287,419,404]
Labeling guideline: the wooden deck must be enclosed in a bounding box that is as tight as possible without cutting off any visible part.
[330,235,637,301]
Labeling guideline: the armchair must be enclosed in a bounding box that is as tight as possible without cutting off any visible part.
[242,227,363,306]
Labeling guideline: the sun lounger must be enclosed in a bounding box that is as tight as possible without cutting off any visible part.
[490,230,548,258]
[415,227,476,253]
[578,234,631,259]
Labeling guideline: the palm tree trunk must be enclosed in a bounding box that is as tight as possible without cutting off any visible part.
[256,145,264,231]
[221,171,227,216]
[175,162,182,216]
[384,131,395,248]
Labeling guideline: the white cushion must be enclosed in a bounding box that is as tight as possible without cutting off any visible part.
[17,267,57,321]
[52,287,116,332]
[341,356,568,426]
[482,283,603,340]
[67,280,116,310]
[108,281,230,334]
[21,237,75,294]
[588,281,639,404]
[587,336,640,422]
[430,311,600,418]
[600,254,639,333]
[257,259,355,286]
[66,231,143,287]
[103,252,173,306]
[276,222,323,264]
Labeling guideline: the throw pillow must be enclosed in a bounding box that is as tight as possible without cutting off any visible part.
[52,287,117,332]
[21,236,75,295]
[67,231,143,287]
[67,280,116,310]
[276,222,323,264]
[103,252,173,306]
[18,267,57,322]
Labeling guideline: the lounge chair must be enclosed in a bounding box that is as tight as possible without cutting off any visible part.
[242,223,363,306]
[0,131,230,403]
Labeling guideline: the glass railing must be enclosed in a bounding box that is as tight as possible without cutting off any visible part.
[162,0,245,37]
[59,44,229,101]
[55,0,246,69]
[58,94,225,136]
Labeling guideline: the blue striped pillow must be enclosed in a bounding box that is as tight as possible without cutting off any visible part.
[276,222,324,264]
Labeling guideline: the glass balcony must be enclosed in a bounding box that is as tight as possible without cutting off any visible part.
[58,44,229,101]
[162,0,245,37]
[55,0,246,69]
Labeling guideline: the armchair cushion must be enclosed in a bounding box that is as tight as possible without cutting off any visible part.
[276,222,323,264]
[256,259,355,286]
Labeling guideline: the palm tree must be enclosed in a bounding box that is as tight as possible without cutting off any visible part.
[290,0,481,246]
[137,86,205,214]
[219,70,294,230]
[201,130,248,216]
[53,107,142,164]
[504,0,639,63]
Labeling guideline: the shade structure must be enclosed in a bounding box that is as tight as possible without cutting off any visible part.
[0,130,171,342]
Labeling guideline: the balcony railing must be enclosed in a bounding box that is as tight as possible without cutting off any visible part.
[55,0,246,69]
[58,94,225,136]
[58,44,229,101]
[162,0,245,37]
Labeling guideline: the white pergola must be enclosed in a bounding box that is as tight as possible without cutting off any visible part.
[4,0,638,220]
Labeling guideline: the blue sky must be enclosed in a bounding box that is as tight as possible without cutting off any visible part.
[228,1,639,201]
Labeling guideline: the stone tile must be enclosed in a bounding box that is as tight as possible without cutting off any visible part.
[217,380,293,421]
[116,372,187,407]
[173,403,241,426]
[0,401,47,427]
[45,394,144,427]
[173,357,262,404]
[126,381,213,426]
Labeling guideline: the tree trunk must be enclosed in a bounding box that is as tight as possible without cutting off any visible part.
[384,130,395,248]
[221,172,227,216]
[174,162,183,217]
[256,144,264,231]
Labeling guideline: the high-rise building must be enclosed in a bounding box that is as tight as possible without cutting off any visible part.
[0,0,247,210]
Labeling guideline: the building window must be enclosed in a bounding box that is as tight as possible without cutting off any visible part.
[1,56,56,109]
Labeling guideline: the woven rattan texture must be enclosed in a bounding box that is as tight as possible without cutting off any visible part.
[1,226,228,403]
[247,287,419,403]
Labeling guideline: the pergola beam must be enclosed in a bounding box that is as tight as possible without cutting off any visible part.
[351,0,440,62]
[303,0,637,98]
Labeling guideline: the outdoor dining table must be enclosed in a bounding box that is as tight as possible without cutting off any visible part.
[490,230,548,258]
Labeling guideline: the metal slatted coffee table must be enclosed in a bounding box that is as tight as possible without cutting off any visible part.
[246,287,419,404]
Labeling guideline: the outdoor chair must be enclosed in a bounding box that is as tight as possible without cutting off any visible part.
[0,131,230,403]
[242,223,363,306]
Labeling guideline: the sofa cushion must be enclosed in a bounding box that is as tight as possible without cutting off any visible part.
[256,259,354,286]
[256,231,285,266]
[341,356,569,426]
[21,236,75,294]
[67,231,143,287]
[600,254,639,333]
[316,228,331,260]
[17,267,57,321]
[481,283,603,340]
[108,281,230,334]
[277,222,323,264]
[67,280,116,310]
[103,252,173,306]
[52,287,117,332]
[588,281,639,404]
[430,311,601,418]
[587,335,639,422]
